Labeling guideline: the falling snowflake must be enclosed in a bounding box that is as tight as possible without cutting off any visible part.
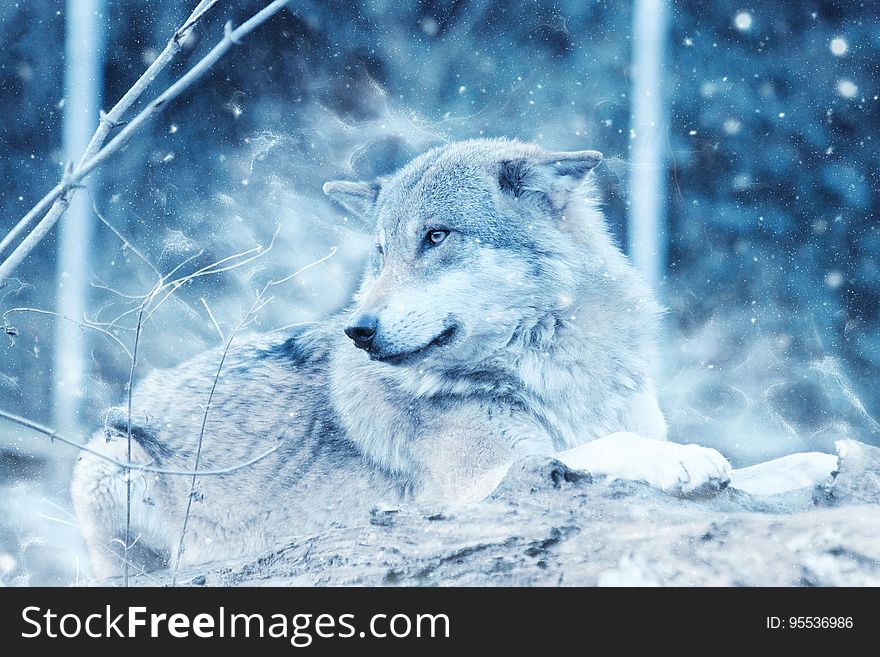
[734,12,753,31]
[837,79,858,99]
[825,271,845,289]
[829,37,848,56]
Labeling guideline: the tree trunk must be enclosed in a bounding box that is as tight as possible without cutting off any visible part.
[54,0,106,431]
[627,0,669,293]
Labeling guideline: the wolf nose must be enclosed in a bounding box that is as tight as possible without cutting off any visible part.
[345,315,378,349]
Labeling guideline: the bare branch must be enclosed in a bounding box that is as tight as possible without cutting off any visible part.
[201,298,225,342]
[92,200,161,278]
[246,320,315,342]
[171,246,337,585]
[175,0,219,39]
[87,236,272,333]
[0,0,219,265]
[123,303,149,586]
[90,277,151,301]
[265,247,339,288]
[0,181,64,265]
[172,299,252,585]
[161,249,206,281]
[144,228,280,322]
[103,536,168,587]
[2,307,133,360]
[0,0,292,281]
[0,408,281,477]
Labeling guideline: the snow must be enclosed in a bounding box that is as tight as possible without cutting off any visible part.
[830,38,848,56]
[837,79,858,99]
[734,12,753,31]
[730,452,837,496]
[597,555,661,587]
[556,432,731,495]
[141,441,880,587]
[825,270,845,288]
[0,553,16,574]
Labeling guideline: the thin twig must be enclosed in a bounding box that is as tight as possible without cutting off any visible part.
[90,277,151,301]
[162,249,206,281]
[144,228,280,322]
[37,513,79,529]
[0,0,292,281]
[265,246,338,288]
[200,298,225,342]
[99,542,167,587]
[170,246,337,585]
[123,304,149,586]
[92,200,161,277]
[2,307,133,360]
[91,238,269,332]
[235,320,315,347]
[0,408,281,476]
[171,303,251,585]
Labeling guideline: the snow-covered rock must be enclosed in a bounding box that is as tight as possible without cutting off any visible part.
[816,440,880,506]
[730,452,838,496]
[136,442,880,588]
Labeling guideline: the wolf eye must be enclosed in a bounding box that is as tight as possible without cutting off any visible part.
[426,229,449,246]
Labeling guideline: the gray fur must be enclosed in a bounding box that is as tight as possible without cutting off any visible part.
[72,139,728,577]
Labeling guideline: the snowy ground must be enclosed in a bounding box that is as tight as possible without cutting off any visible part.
[3,438,878,587]
[0,431,86,586]
[138,441,880,587]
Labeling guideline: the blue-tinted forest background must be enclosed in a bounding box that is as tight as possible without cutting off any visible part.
[0,0,877,583]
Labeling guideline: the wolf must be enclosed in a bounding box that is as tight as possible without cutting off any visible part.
[71,139,731,577]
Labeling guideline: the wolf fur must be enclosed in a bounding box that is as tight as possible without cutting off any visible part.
[72,139,730,577]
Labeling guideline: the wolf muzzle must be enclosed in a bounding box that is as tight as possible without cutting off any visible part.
[344,314,378,350]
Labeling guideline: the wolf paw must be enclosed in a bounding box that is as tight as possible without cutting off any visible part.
[656,443,732,495]
[556,432,731,496]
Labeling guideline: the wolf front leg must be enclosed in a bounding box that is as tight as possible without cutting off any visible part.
[555,432,731,495]
[412,405,558,504]
[460,414,562,502]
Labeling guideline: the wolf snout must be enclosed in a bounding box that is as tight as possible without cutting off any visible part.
[344,314,379,349]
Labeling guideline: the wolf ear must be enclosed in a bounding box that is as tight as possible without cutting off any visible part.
[499,150,602,204]
[322,180,380,218]
[538,150,603,178]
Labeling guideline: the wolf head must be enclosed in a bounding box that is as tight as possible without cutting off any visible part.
[323,138,605,369]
